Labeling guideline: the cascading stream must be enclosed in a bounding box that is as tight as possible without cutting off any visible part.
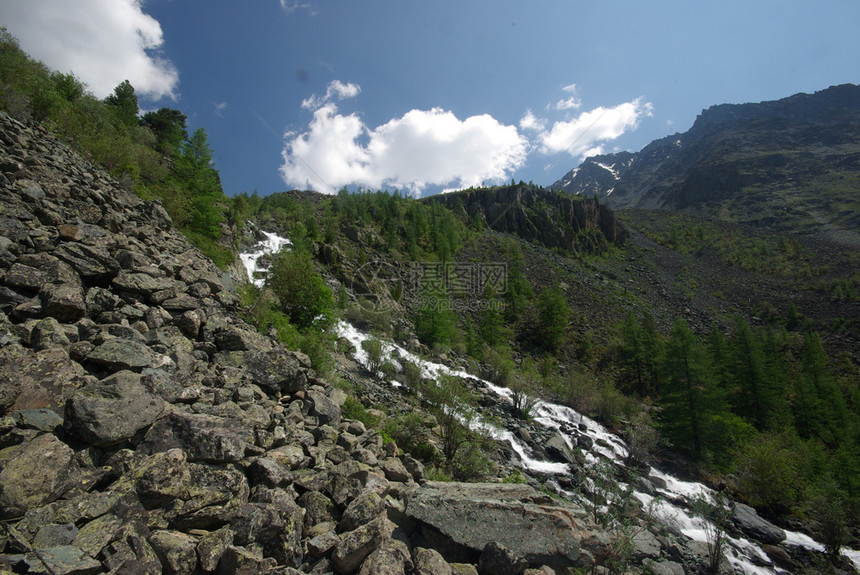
[242,230,858,575]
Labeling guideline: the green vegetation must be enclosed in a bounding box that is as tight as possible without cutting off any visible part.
[0,29,234,265]
[614,312,859,527]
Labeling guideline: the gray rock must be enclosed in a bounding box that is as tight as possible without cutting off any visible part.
[101,521,163,574]
[86,337,159,371]
[298,490,340,528]
[358,538,413,575]
[332,517,393,574]
[406,482,581,570]
[40,282,86,323]
[307,388,342,427]
[195,526,234,572]
[13,408,63,432]
[30,317,71,350]
[64,370,165,446]
[732,502,786,544]
[478,541,528,575]
[0,433,80,518]
[244,348,307,396]
[30,545,102,575]
[0,346,88,413]
[340,490,386,532]
[32,524,78,549]
[231,497,304,567]
[413,547,453,575]
[544,432,577,464]
[138,410,253,463]
[148,529,199,574]
[630,528,661,559]
[380,457,412,483]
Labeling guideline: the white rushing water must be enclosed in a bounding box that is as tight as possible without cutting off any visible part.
[241,230,858,575]
[239,227,292,287]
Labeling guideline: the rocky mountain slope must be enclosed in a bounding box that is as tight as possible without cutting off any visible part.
[0,109,739,573]
[553,84,860,240]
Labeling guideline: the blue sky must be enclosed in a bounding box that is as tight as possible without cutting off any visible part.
[2,1,859,196]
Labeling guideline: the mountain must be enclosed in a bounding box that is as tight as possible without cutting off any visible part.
[553,84,860,240]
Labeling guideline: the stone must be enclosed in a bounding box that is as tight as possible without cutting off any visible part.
[340,490,386,532]
[630,528,661,559]
[64,370,165,446]
[641,559,685,575]
[231,498,304,567]
[138,411,253,463]
[216,545,277,574]
[731,503,786,544]
[307,530,340,559]
[13,408,63,432]
[306,388,342,427]
[413,547,453,575]
[406,482,581,570]
[30,545,102,575]
[0,346,87,413]
[478,541,528,575]
[30,317,71,350]
[73,513,123,558]
[195,526,234,572]
[332,517,393,574]
[32,524,78,549]
[0,433,79,518]
[85,337,158,371]
[246,457,291,488]
[40,282,86,323]
[244,348,306,396]
[358,538,413,575]
[148,529,199,574]
[298,491,340,528]
[101,522,164,574]
[544,432,577,464]
[380,457,412,483]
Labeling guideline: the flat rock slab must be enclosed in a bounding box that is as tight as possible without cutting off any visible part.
[405,482,583,569]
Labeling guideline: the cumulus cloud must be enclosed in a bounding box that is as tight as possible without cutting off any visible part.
[0,0,178,100]
[537,98,653,158]
[519,110,546,132]
[552,83,582,111]
[281,81,529,195]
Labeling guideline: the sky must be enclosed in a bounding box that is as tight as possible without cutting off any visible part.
[1,1,858,197]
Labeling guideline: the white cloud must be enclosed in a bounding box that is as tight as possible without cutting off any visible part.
[213,102,228,117]
[519,110,546,132]
[0,0,178,100]
[301,80,361,109]
[281,83,528,195]
[280,0,317,15]
[552,83,582,111]
[537,98,653,158]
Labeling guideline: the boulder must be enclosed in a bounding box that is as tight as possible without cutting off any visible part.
[358,538,413,575]
[544,432,577,464]
[138,411,254,463]
[86,337,160,371]
[478,541,528,575]
[405,482,582,570]
[0,346,88,413]
[64,370,165,446]
[332,517,393,574]
[148,529,199,574]
[244,348,307,396]
[731,503,786,544]
[413,547,453,575]
[0,433,80,518]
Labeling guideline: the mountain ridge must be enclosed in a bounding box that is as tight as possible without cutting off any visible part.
[552,83,860,241]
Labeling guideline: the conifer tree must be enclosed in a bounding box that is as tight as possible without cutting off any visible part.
[659,319,725,459]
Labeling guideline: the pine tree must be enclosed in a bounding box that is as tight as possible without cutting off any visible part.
[659,319,724,459]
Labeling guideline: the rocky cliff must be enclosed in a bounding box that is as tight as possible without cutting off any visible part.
[426,186,625,255]
[0,113,645,574]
